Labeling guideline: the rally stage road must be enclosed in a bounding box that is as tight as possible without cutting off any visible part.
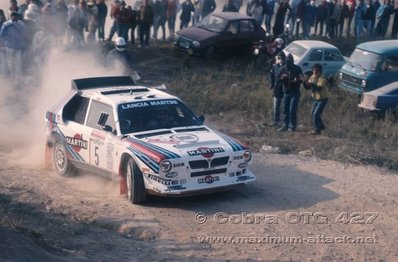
[1,147,397,262]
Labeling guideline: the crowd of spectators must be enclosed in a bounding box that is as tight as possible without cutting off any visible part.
[1,0,398,82]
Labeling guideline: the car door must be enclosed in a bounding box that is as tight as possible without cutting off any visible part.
[217,20,240,51]
[323,49,345,76]
[238,19,259,49]
[61,94,91,165]
[85,100,117,176]
[301,48,323,74]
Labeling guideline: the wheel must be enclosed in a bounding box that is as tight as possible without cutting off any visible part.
[125,158,147,204]
[53,140,75,177]
[255,53,273,71]
[204,46,216,60]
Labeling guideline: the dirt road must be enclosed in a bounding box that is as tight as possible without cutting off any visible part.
[1,147,397,261]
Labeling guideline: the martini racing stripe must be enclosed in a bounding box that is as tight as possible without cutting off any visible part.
[127,138,180,160]
[215,132,247,152]
[127,147,160,173]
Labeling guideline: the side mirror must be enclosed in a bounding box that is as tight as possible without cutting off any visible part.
[97,112,109,127]
[198,115,205,123]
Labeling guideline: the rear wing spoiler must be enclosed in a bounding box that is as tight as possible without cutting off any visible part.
[71,76,135,91]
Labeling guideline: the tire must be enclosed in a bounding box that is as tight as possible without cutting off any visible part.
[204,46,216,60]
[53,140,75,177]
[125,158,147,204]
[255,53,273,71]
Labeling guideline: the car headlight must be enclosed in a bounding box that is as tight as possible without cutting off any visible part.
[339,72,343,79]
[243,150,252,162]
[361,79,367,88]
[160,160,172,173]
[192,41,200,48]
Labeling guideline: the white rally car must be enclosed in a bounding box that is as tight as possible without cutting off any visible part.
[44,76,255,204]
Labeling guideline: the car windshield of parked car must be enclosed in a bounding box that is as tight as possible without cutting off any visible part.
[284,43,307,58]
[117,99,203,134]
[348,49,383,72]
[197,15,228,33]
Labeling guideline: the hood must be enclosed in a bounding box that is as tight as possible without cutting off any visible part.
[177,27,219,42]
[126,129,247,162]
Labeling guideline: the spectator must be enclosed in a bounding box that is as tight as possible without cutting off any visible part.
[327,0,340,39]
[302,0,317,39]
[392,0,398,38]
[107,0,120,41]
[249,0,263,25]
[288,0,301,34]
[138,0,153,48]
[117,1,130,42]
[153,0,162,40]
[180,0,194,29]
[192,0,203,25]
[269,52,287,127]
[158,0,167,40]
[167,0,178,38]
[202,0,216,18]
[127,5,137,44]
[303,63,328,135]
[354,0,367,40]
[295,0,306,36]
[0,9,8,76]
[232,0,243,12]
[87,0,98,44]
[97,0,107,41]
[363,0,376,38]
[336,0,349,38]
[55,0,68,44]
[315,0,328,36]
[223,0,238,12]
[345,0,356,36]
[264,0,275,32]
[375,0,394,39]
[278,54,303,132]
[273,0,290,36]
[0,11,25,81]
[8,0,20,20]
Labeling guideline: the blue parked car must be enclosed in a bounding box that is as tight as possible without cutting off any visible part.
[358,81,398,114]
[338,40,398,94]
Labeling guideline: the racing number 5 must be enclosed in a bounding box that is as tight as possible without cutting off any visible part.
[94,146,99,166]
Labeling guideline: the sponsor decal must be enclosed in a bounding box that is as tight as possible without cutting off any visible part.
[147,138,181,145]
[166,185,187,191]
[198,175,220,184]
[141,167,151,173]
[170,134,199,143]
[173,162,184,168]
[187,147,225,158]
[165,172,178,178]
[91,130,106,140]
[121,100,178,109]
[235,175,253,182]
[66,134,88,152]
[147,174,172,186]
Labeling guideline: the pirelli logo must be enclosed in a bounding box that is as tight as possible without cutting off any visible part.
[187,147,225,157]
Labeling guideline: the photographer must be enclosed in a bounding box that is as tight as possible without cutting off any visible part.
[303,63,328,135]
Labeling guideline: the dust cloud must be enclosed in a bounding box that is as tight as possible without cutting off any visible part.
[0,44,123,169]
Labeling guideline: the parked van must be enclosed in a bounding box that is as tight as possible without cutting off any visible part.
[338,40,398,94]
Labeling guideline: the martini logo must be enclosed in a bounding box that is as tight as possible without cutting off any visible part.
[187,147,225,158]
[170,134,199,143]
[198,175,220,184]
[66,134,88,152]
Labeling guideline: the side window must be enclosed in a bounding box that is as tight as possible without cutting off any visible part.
[86,100,115,131]
[63,95,90,124]
[240,20,250,33]
[324,49,344,61]
[307,49,323,62]
[226,21,239,34]
[383,56,398,72]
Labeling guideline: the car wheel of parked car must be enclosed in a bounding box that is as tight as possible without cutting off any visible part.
[53,140,76,177]
[126,158,146,204]
[205,46,216,60]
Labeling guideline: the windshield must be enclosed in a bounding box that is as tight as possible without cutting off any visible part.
[284,43,307,58]
[198,14,228,33]
[348,49,383,71]
[118,99,203,134]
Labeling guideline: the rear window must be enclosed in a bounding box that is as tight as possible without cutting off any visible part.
[348,49,383,72]
[284,43,307,58]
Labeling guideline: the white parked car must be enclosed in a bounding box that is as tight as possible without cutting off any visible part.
[44,76,256,204]
[283,40,346,78]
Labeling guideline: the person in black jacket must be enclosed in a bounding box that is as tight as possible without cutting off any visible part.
[138,0,153,47]
[202,0,216,18]
[97,0,107,41]
[180,0,195,29]
[278,53,303,132]
[269,52,287,127]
